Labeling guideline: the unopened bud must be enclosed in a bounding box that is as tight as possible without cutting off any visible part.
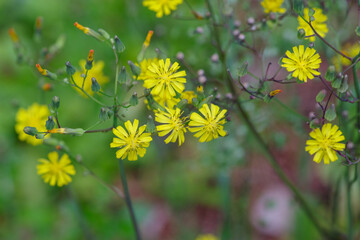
[197,69,205,76]
[35,133,45,139]
[35,16,43,31]
[247,17,255,25]
[118,66,127,84]
[65,61,76,75]
[85,49,94,70]
[42,83,52,91]
[198,76,207,84]
[211,53,219,63]
[232,29,240,37]
[51,96,60,110]
[74,22,90,34]
[234,20,241,28]
[309,42,314,48]
[128,60,141,78]
[99,107,112,121]
[195,27,204,34]
[197,85,204,93]
[143,30,153,48]
[91,77,100,92]
[347,142,354,150]
[114,35,126,53]
[74,22,104,41]
[146,115,156,133]
[46,116,55,130]
[130,92,139,106]
[309,112,316,120]
[238,34,245,41]
[8,28,19,43]
[23,126,38,136]
[36,64,57,80]
[176,52,184,60]
[297,28,305,39]
[269,89,282,97]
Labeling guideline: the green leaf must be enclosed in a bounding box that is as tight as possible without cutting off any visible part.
[325,104,337,122]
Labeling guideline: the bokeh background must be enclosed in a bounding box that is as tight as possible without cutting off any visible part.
[1,0,359,239]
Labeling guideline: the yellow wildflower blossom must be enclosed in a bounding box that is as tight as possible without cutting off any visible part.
[110,119,153,161]
[15,103,49,145]
[305,123,345,164]
[195,234,219,240]
[72,60,109,97]
[143,58,186,99]
[143,0,183,18]
[138,58,159,80]
[155,107,187,145]
[332,42,360,70]
[298,8,328,42]
[37,152,76,187]
[189,104,227,142]
[261,0,286,14]
[281,45,321,82]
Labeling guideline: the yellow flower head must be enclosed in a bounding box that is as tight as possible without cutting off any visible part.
[143,58,186,99]
[72,60,109,97]
[189,104,227,142]
[281,45,321,82]
[155,107,187,146]
[37,152,76,187]
[15,103,50,145]
[110,119,153,161]
[298,8,328,42]
[195,234,219,240]
[332,42,360,69]
[305,123,345,164]
[143,0,183,18]
[138,58,159,80]
[261,0,286,14]
[181,91,197,104]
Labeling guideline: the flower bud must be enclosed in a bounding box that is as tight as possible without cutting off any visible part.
[128,60,141,78]
[23,126,38,136]
[8,28,19,43]
[211,53,219,63]
[146,115,156,133]
[35,133,45,139]
[114,35,126,53]
[42,83,52,91]
[234,20,241,28]
[34,16,43,42]
[51,96,60,110]
[143,30,154,48]
[65,61,76,75]
[91,77,101,92]
[74,22,104,41]
[197,85,204,93]
[99,107,112,121]
[46,116,55,130]
[36,64,57,80]
[195,27,204,34]
[176,52,184,60]
[269,89,282,97]
[85,49,94,70]
[198,76,207,84]
[130,92,139,106]
[247,17,255,25]
[197,69,205,76]
[118,66,127,84]
[297,28,305,40]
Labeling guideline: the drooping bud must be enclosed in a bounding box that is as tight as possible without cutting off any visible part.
[297,28,305,40]
[65,61,76,75]
[36,64,57,80]
[46,116,55,130]
[85,49,94,70]
[91,77,100,92]
[23,126,38,136]
[99,107,113,121]
[74,22,90,34]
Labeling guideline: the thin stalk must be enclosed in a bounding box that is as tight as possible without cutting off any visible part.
[346,167,354,240]
[70,75,107,107]
[352,60,360,131]
[118,159,141,240]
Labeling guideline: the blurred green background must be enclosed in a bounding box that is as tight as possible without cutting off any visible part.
[1,0,359,239]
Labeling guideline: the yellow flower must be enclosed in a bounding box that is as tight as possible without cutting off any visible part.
[143,0,183,18]
[37,152,76,187]
[281,45,321,82]
[155,107,187,145]
[72,60,109,97]
[143,58,186,100]
[138,58,159,80]
[298,8,328,42]
[195,234,219,240]
[261,0,286,14]
[15,103,49,145]
[305,123,345,164]
[181,91,197,104]
[332,43,360,70]
[189,104,227,142]
[110,119,153,161]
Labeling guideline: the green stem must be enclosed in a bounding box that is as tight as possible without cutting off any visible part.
[346,167,354,240]
[118,159,141,240]
[352,59,360,132]
[70,75,107,107]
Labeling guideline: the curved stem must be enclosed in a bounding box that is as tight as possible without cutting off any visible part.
[118,159,142,240]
